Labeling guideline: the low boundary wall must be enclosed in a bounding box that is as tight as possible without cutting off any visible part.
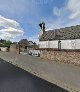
[40,48,80,66]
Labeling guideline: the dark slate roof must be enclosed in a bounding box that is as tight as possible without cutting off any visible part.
[29,41,34,46]
[39,25,80,41]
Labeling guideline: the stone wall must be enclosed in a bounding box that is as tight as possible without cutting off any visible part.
[40,49,80,65]
[10,44,20,54]
[10,47,20,54]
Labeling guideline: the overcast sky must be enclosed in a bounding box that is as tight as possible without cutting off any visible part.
[0,0,80,43]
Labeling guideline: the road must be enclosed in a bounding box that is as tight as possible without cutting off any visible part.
[0,59,68,92]
[0,52,80,92]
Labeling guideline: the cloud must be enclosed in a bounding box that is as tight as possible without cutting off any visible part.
[0,15,24,40]
[67,0,80,19]
[53,0,80,19]
[53,7,61,16]
[53,0,80,20]
[32,0,53,5]
[51,0,80,29]
[0,0,27,15]
[0,15,21,29]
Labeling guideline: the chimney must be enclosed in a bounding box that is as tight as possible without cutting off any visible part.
[39,22,45,37]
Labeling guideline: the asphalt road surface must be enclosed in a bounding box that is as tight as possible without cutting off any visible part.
[0,59,68,92]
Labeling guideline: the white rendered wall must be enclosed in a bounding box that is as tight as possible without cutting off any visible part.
[73,39,80,49]
[0,47,8,51]
[61,40,72,49]
[49,41,58,48]
[39,41,49,48]
[39,39,80,49]
[39,41,58,48]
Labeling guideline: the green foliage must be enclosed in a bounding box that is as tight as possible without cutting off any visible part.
[0,40,12,47]
[3,40,12,47]
[18,39,29,46]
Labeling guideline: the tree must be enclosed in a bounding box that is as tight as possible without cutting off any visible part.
[3,40,12,47]
[18,39,29,47]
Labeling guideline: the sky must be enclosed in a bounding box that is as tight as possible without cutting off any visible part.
[0,0,80,43]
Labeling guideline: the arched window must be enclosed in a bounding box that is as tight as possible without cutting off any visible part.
[58,40,61,49]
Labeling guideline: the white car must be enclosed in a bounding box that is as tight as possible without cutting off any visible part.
[20,52,27,55]
[29,50,40,57]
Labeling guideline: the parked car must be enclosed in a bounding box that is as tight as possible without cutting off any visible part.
[20,52,27,55]
[29,50,40,57]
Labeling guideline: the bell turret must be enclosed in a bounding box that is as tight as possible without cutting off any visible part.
[39,22,45,37]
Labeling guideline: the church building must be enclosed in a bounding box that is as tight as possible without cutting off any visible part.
[39,22,80,65]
